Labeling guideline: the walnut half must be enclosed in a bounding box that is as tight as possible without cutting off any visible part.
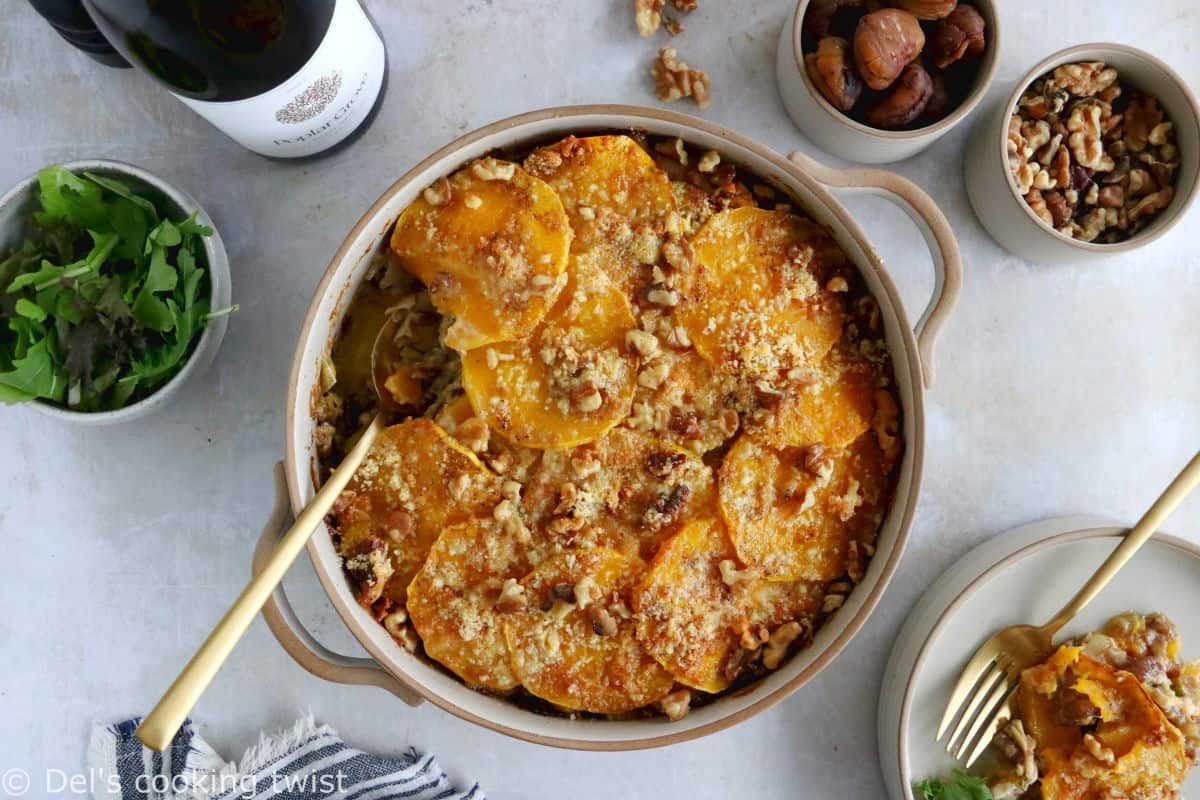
[652,48,712,108]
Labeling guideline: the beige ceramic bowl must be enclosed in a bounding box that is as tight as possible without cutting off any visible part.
[0,160,231,424]
[775,0,1000,164]
[965,43,1200,265]
[257,106,963,750]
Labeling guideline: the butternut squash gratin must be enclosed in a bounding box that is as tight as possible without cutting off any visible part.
[922,613,1200,800]
[313,134,903,720]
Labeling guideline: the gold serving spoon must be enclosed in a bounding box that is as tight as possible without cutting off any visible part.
[136,314,405,751]
[936,448,1200,767]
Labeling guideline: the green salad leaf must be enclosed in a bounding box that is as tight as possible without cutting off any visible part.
[0,166,236,412]
[914,770,994,800]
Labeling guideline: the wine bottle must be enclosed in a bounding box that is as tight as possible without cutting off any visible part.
[75,0,386,158]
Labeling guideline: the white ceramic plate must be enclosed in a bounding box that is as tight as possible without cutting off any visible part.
[879,516,1200,799]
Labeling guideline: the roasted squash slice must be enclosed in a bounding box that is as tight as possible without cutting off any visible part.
[389,157,572,350]
[718,430,890,581]
[1016,647,1189,800]
[676,207,845,388]
[461,265,637,449]
[524,135,676,293]
[625,347,738,455]
[406,518,530,691]
[502,548,674,713]
[521,427,716,559]
[331,419,503,605]
[753,345,878,449]
[633,517,824,692]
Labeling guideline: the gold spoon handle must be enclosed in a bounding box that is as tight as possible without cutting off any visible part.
[135,414,386,751]
[1044,449,1200,636]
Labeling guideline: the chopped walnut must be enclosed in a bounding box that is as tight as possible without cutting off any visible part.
[587,605,618,636]
[652,48,712,108]
[634,0,663,36]
[495,578,527,613]
[1025,189,1054,227]
[1067,104,1115,172]
[422,176,452,207]
[762,622,803,669]
[626,329,661,357]
[470,157,516,182]
[660,689,692,721]
[1050,61,1117,97]
[697,150,720,173]
[1010,62,1178,243]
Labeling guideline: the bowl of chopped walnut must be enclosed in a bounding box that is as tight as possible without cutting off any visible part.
[965,44,1200,264]
[776,0,1000,164]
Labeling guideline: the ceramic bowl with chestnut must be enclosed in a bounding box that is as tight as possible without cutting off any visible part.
[776,0,999,163]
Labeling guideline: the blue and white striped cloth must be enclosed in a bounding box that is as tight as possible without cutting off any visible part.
[89,716,483,800]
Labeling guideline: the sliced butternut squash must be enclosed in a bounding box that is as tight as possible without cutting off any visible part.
[331,419,503,605]
[406,518,530,690]
[521,427,716,559]
[389,157,572,350]
[502,548,674,713]
[633,517,823,692]
[676,207,845,388]
[717,430,890,581]
[461,265,637,449]
[524,135,676,293]
[625,347,738,455]
[753,345,878,449]
[1017,648,1189,800]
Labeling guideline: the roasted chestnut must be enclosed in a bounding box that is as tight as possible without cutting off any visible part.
[805,37,863,111]
[930,4,985,68]
[887,0,956,20]
[805,0,864,38]
[853,8,925,91]
[865,62,933,128]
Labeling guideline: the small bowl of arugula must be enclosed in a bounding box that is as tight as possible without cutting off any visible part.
[0,161,234,422]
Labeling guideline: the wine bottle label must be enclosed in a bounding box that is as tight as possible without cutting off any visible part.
[171,0,385,158]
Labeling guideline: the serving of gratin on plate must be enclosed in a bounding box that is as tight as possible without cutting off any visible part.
[311,132,903,719]
[921,611,1200,799]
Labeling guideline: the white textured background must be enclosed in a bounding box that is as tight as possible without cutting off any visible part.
[1,1,1199,797]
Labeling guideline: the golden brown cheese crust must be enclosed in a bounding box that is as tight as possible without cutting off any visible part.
[332,419,502,607]
[321,133,904,719]
[502,548,675,714]
[461,264,637,449]
[389,157,572,351]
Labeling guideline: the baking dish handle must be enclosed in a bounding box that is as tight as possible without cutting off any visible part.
[787,150,962,388]
[253,462,424,707]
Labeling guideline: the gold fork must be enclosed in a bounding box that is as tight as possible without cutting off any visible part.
[936,449,1200,767]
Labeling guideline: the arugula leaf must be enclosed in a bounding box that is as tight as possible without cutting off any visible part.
[177,210,213,238]
[82,172,159,220]
[914,771,994,800]
[108,197,150,264]
[131,243,178,331]
[7,259,68,293]
[14,298,46,322]
[0,338,66,403]
[35,166,108,229]
[149,218,182,247]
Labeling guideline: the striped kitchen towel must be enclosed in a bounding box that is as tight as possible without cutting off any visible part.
[88,716,483,800]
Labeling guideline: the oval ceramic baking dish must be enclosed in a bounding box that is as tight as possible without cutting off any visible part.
[259,106,962,750]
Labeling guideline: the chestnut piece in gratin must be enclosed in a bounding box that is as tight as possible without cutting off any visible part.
[313,133,903,720]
